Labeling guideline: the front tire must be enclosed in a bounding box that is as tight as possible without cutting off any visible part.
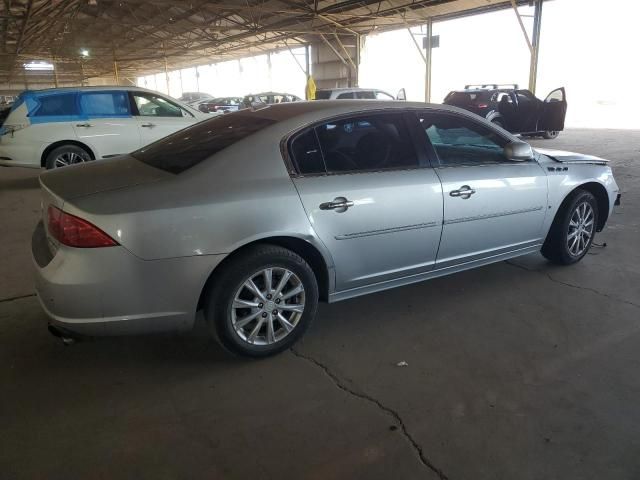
[45,144,92,169]
[541,189,598,265]
[205,244,319,357]
[543,130,560,139]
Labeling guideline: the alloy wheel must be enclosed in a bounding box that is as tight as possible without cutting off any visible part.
[231,267,305,345]
[54,151,87,168]
[567,201,594,257]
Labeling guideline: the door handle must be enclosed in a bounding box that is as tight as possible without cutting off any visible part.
[319,197,354,213]
[449,185,476,199]
[75,123,93,128]
[141,123,156,128]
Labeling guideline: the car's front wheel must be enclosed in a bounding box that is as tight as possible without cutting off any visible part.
[543,130,560,139]
[541,189,598,265]
[45,144,92,169]
[205,244,319,357]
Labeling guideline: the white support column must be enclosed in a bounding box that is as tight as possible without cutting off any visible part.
[424,18,433,103]
[529,0,543,94]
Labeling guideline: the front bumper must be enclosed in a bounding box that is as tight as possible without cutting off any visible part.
[32,221,224,336]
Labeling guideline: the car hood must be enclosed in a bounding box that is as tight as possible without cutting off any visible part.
[535,148,609,165]
[39,155,170,200]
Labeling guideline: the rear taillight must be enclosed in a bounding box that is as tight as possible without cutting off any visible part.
[47,205,118,248]
[476,103,489,108]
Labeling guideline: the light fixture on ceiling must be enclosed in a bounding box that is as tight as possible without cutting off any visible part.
[80,48,90,57]
[24,61,55,71]
[88,0,98,5]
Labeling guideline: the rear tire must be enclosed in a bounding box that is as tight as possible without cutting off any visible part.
[45,144,92,169]
[541,189,598,265]
[543,130,560,139]
[204,244,319,358]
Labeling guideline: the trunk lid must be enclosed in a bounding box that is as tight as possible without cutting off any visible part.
[39,155,170,200]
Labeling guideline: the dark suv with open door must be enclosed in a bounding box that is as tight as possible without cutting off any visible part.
[444,84,567,139]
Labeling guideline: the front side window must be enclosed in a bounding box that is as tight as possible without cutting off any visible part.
[355,91,376,99]
[375,91,395,100]
[289,113,418,174]
[80,92,129,116]
[132,113,276,174]
[33,93,79,116]
[419,113,509,166]
[132,93,184,117]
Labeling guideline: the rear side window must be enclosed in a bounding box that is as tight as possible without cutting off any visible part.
[80,92,130,116]
[336,92,354,99]
[289,113,418,175]
[132,113,276,174]
[33,93,79,116]
[314,91,332,100]
[290,130,325,174]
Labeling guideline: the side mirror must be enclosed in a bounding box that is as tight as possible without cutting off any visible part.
[396,88,406,101]
[503,141,534,161]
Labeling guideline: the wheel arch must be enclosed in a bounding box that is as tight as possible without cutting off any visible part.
[196,236,333,312]
[556,182,610,232]
[41,140,96,167]
[578,181,610,231]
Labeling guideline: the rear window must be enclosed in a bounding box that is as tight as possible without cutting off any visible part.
[33,93,79,116]
[132,113,276,174]
[444,91,487,106]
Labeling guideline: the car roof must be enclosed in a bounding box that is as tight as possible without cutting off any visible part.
[236,99,470,123]
[20,85,166,95]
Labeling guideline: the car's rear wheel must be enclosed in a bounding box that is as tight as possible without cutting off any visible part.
[541,189,598,265]
[205,244,319,357]
[543,130,560,139]
[45,145,92,169]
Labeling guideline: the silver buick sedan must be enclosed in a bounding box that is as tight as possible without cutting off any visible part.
[33,101,620,357]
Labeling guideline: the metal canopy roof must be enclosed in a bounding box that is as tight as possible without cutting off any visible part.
[0,0,531,84]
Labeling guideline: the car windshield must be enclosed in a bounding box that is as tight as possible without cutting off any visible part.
[132,113,276,174]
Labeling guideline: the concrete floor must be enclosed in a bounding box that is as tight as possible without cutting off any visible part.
[1,129,639,480]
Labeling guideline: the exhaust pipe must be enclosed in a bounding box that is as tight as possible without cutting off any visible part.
[48,324,77,346]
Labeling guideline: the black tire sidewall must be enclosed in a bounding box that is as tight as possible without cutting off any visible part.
[45,145,91,169]
[206,246,319,357]
[543,131,559,139]
[555,191,598,264]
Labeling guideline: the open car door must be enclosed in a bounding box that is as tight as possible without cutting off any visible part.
[538,87,567,132]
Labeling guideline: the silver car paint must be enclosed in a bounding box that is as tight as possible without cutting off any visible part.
[33,100,619,335]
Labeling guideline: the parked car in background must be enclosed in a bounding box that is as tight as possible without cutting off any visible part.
[178,92,213,104]
[443,84,567,139]
[315,87,406,101]
[34,101,619,357]
[0,86,207,169]
[242,92,302,108]
[197,96,243,114]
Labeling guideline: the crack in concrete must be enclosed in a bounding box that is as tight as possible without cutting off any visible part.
[0,293,36,304]
[291,348,449,480]
[505,260,640,309]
